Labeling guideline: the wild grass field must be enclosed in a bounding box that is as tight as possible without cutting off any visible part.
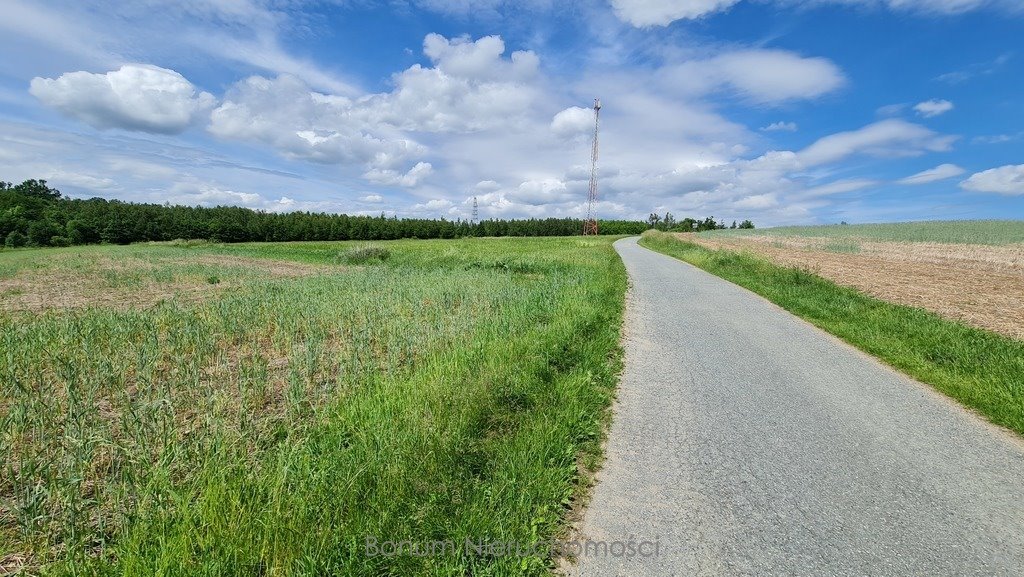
[640,230,1024,439]
[0,237,626,575]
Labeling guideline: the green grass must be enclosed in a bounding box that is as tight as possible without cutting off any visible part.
[0,237,627,575]
[821,240,862,254]
[639,230,1024,437]
[337,245,391,265]
[699,219,1024,245]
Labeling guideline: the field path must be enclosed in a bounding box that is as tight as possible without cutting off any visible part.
[568,237,1024,576]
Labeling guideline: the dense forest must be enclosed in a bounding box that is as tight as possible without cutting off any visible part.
[0,179,750,248]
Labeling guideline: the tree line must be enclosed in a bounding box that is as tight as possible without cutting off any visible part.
[647,212,754,232]
[1,179,752,248]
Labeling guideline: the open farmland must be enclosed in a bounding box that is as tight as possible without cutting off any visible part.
[640,229,1024,437]
[693,221,1024,339]
[700,220,1024,245]
[0,237,626,575]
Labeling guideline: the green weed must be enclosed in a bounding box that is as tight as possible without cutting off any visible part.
[822,240,862,254]
[338,245,391,264]
[0,237,626,575]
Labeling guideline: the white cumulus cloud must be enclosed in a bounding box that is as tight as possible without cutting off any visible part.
[661,50,846,104]
[411,198,454,213]
[611,0,1021,27]
[209,74,424,168]
[801,179,879,197]
[875,0,997,14]
[799,119,956,166]
[610,0,741,26]
[423,33,537,81]
[363,162,434,187]
[207,32,544,185]
[369,34,540,133]
[960,165,1024,195]
[30,64,215,133]
[914,99,954,118]
[732,193,778,209]
[762,121,798,132]
[898,163,965,185]
[551,106,595,137]
[165,180,300,212]
[507,179,575,206]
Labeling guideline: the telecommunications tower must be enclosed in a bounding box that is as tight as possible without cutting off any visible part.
[582,98,601,236]
[472,196,479,225]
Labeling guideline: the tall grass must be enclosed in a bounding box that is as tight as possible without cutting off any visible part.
[700,220,1024,245]
[640,230,1024,437]
[0,237,627,575]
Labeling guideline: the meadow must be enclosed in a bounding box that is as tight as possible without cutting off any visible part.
[640,230,1024,438]
[0,237,627,575]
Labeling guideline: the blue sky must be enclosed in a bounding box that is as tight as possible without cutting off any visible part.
[1,0,1022,225]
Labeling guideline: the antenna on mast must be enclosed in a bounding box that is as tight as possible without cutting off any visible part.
[472,196,479,225]
[583,98,601,236]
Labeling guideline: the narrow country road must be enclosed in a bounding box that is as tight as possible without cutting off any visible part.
[568,237,1024,576]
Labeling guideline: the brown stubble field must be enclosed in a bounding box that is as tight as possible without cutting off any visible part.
[0,251,326,312]
[685,234,1024,340]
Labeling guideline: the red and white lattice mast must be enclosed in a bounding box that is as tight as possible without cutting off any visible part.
[582,98,601,236]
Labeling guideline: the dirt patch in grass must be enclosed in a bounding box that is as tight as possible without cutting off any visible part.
[1,553,30,576]
[686,234,1024,340]
[188,255,333,277]
[0,254,329,312]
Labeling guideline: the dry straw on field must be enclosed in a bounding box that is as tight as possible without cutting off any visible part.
[0,253,326,312]
[689,233,1024,339]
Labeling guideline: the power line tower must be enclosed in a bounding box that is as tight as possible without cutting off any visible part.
[583,98,601,236]
[471,196,479,225]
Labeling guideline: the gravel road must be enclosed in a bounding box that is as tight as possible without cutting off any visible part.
[567,236,1024,577]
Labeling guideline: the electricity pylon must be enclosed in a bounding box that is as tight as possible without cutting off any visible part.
[583,98,601,236]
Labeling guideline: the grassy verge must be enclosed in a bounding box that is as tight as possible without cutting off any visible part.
[639,230,1024,437]
[1,237,626,575]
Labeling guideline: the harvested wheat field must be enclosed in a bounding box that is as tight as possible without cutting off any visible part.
[688,226,1024,340]
[0,248,328,312]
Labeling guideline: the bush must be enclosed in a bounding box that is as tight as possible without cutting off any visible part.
[169,238,212,247]
[465,258,544,274]
[5,230,27,248]
[28,221,59,246]
[50,235,72,247]
[338,246,391,264]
